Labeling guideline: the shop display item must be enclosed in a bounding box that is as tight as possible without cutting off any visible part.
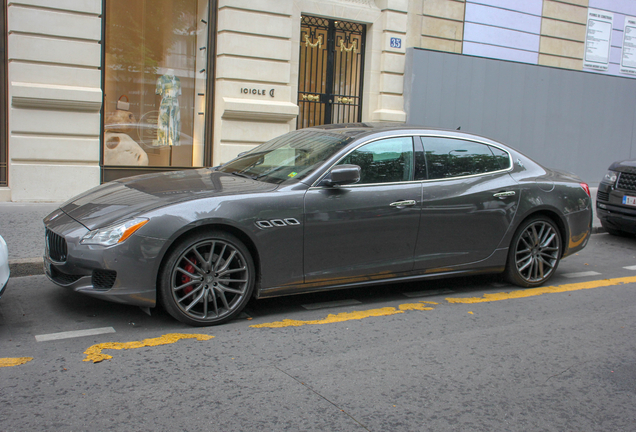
[104,132,149,166]
[156,72,182,146]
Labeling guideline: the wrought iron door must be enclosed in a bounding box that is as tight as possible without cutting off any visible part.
[297,16,365,129]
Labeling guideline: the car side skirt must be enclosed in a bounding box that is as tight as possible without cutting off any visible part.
[256,248,509,299]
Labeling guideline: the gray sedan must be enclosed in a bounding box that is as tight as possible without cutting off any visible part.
[44,124,593,326]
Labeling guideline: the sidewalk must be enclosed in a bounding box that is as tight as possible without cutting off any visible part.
[0,188,604,278]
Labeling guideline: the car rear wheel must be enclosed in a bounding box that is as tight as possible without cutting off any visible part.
[505,216,562,288]
[159,231,255,326]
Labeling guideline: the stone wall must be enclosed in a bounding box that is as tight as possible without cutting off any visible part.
[6,0,102,201]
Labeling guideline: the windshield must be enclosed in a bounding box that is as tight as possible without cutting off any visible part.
[217,130,354,184]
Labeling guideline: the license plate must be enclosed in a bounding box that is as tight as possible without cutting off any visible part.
[623,195,636,206]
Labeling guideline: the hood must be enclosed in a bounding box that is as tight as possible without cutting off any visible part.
[609,159,636,174]
[60,169,278,229]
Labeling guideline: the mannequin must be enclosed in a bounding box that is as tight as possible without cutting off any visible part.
[156,69,181,146]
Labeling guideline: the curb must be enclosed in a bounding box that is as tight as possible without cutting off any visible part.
[9,258,44,278]
[7,226,607,278]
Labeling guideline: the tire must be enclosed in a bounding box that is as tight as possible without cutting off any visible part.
[505,216,562,288]
[159,230,255,326]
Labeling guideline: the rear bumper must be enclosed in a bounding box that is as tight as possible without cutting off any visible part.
[563,208,592,258]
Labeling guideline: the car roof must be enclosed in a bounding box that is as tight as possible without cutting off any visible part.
[304,122,499,144]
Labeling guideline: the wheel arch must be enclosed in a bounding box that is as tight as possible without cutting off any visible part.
[513,208,568,258]
[155,222,262,302]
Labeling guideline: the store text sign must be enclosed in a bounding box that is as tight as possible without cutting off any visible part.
[584,9,614,71]
[241,87,275,97]
[621,17,636,75]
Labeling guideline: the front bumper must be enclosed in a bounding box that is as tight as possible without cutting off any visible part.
[596,183,636,234]
[44,211,165,307]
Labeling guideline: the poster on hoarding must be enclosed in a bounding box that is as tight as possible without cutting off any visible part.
[584,9,614,71]
[620,17,636,75]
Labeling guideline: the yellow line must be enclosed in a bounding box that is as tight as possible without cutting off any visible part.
[83,333,214,363]
[250,277,636,329]
[250,302,434,328]
[445,276,636,304]
[0,357,33,368]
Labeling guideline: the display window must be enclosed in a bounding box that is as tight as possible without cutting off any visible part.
[103,0,210,172]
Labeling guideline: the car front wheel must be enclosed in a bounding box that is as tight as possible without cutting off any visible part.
[505,216,562,288]
[159,231,255,326]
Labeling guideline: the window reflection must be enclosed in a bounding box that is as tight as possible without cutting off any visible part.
[340,137,414,184]
[420,137,509,179]
[104,0,208,168]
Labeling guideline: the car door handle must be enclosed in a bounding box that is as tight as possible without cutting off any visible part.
[390,200,417,207]
[493,191,516,198]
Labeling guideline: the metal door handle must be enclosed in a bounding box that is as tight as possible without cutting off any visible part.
[493,191,516,198]
[390,200,417,207]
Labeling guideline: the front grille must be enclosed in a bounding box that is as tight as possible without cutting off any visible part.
[46,229,67,262]
[50,266,82,285]
[596,190,609,202]
[92,270,117,290]
[617,172,636,191]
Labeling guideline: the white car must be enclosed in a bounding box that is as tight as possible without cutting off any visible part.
[0,235,9,298]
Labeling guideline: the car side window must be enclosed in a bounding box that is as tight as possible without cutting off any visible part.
[420,137,509,180]
[489,146,511,170]
[339,137,414,184]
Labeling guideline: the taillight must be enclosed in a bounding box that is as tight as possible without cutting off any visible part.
[580,183,591,197]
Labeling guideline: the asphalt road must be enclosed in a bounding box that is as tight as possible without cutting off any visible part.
[1,233,635,431]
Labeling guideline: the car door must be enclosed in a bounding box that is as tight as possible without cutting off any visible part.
[413,136,519,270]
[304,136,421,284]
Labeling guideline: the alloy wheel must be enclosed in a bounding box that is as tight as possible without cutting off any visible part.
[170,238,251,322]
[513,220,560,284]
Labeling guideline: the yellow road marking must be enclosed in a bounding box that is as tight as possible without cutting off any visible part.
[0,357,33,368]
[83,333,214,363]
[250,302,434,328]
[251,276,636,329]
[445,276,636,304]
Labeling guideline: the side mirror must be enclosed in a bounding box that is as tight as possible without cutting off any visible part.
[321,164,361,187]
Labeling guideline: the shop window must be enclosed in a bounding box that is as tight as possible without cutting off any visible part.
[103,0,210,176]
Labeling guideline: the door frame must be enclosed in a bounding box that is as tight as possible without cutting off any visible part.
[297,14,366,129]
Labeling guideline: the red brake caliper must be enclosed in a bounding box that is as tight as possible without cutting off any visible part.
[181,257,197,295]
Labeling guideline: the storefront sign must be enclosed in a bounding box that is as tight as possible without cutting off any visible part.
[240,88,275,97]
[621,17,636,75]
[584,9,614,71]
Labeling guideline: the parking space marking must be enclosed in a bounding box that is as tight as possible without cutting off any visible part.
[624,265,636,271]
[561,271,602,278]
[301,299,362,310]
[35,327,115,342]
[446,276,636,304]
[403,289,454,298]
[251,302,435,328]
[35,327,116,342]
[83,333,214,363]
[0,357,34,368]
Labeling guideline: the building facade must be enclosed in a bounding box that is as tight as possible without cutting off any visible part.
[1,0,635,201]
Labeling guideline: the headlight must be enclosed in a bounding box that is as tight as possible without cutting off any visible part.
[602,170,618,184]
[81,218,149,246]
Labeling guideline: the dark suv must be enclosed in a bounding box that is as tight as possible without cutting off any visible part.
[597,160,636,236]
